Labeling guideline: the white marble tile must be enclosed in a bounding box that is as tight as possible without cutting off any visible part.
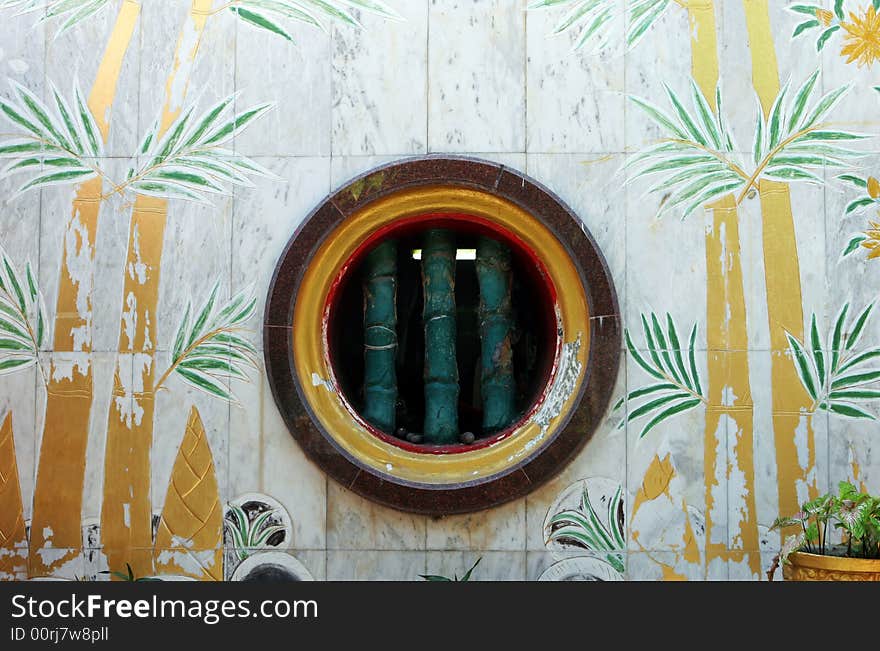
[326,550,425,580]
[526,3,625,153]
[228,364,263,501]
[327,482,426,550]
[234,15,330,157]
[623,5,694,152]
[138,1,235,155]
[154,194,232,353]
[151,348,230,511]
[427,0,526,153]
[425,550,524,581]
[427,499,524,551]
[261,379,326,550]
[231,156,330,347]
[331,2,428,156]
[624,153,707,346]
[626,550,712,581]
[0,7,44,97]
[829,409,880,499]
[527,153,625,315]
[45,2,140,157]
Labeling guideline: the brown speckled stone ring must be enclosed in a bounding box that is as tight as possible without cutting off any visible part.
[264,156,620,515]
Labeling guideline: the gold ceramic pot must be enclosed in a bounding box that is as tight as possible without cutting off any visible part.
[783,551,880,581]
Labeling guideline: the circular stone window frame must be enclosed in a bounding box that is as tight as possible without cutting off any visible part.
[264,156,620,515]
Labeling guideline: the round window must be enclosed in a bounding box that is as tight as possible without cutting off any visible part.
[264,157,620,514]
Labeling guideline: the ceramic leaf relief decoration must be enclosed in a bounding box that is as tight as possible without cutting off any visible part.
[544,478,626,576]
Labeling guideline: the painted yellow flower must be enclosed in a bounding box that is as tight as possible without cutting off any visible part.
[861,220,880,259]
[841,6,880,68]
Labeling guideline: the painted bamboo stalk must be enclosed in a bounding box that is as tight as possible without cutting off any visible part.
[362,240,398,433]
[101,0,213,580]
[29,0,140,577]
[475,236,515,433]
[688,0,761,578]
[153,406,222,580]
[742,0,817,521]
[0,414,27,580]
[422,229,459,444]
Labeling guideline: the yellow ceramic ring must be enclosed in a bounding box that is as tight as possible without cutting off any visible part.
[292,185,590,487]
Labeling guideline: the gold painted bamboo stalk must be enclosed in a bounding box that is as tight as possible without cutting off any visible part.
[742,0,817,522]
[101,0,213,580]
[28,0,141,577]
[688,0,761,578]
[0,413,28,580]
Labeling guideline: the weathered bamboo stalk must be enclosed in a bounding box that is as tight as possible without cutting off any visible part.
[362,240,398,433]
[689,0,761,579]
[29,0,140,577]
[422,229,459,444]
[475,236,515,433]
[743,0,817,521]
[101,0,213,580]
[0,413,27,580]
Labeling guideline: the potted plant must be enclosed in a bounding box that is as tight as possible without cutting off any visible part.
[768,481,880,581]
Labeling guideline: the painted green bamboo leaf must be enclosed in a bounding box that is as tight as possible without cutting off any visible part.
[787,302,880,420]
[0,78,105,196]
[126,95,275,204]
[227,0,402,40]
[616,312,705,439]
[629,71,868,218]
[0,245,47,382]
[157,280,259,403]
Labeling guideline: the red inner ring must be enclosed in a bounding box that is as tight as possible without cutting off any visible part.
[323,212,561,455]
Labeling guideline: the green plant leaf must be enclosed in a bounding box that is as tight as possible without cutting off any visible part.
[792,18,819,38]
[787,332,818,400]
[847,303,873,351]
[825,402,876,419]
[810,314,825,386]
[232,7,294,40]
[639,398,702,438]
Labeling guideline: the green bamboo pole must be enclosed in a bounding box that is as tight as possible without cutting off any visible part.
[362,240,398,433]
[476,236,515,433]
[422,229,459,443]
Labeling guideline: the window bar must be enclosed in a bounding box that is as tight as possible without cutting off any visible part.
[362,239,398,433]
[476,236,516,433]
[422,229,459,444]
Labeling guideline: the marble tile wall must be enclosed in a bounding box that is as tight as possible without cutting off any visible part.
[1,0,878,581]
